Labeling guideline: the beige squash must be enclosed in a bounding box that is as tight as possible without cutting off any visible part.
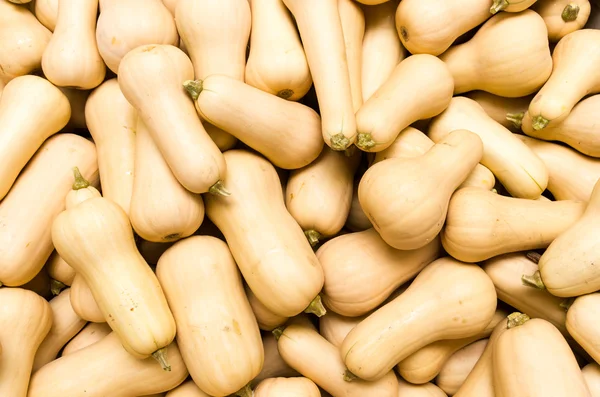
[166,380,211,397]
[465,91,533,132]
[341,257,497,381]
[355,54,454,152]
[490,0,538,13]
[339,0,365,111]
[345,179,373,231]
[533,0,591,42]
[118,44,226,194]
[161,0,179,15]
[282,0,357,150]
[359,129,483,250]
[46,251,75,286]
[356,0,390,3]
[0,75,70,200]
[245,0,312,101]
[319,311,365,348]
[70,274,105,323]
[34,0,58,31]
[28,333,188,397]
[252,332,300,387]
[397,378,448,397]
[429,96,549,199]
[156,236,263,396]
[318,228,441,316]
[439,10,552,97]
[582,363,600,397]
[567,293,600,364]
[246,285,288,331]
[61,322,112,356]
[436,339,488,396]
[254,377,321,397]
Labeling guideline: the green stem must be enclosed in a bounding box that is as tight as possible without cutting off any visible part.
[560,298,575,311]
[229,383,252,397]
[152,348,171,372]
[272,326,286,341]
[304,295,327,317]
[344,370,358,382]
[506,112,524,130]
[356,133,375,151]
[521,270,546,290]
[182,79,203,101]
[507,312,530,329]
[72,167,90,190]
[562,3,580,21]
[208,180,231,197]
[50,279,67,296]
[526,251,541,264]
[532,115,549,131]
[344,145,357,158]
[490,0,508,14]
[330,133,351,151]
[304,230,322,247]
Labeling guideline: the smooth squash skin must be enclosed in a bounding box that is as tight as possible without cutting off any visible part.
[51,197,177,361]
[439,10,552,97]
[46,252,74,288]
[156,236,264,396]
[317,228,441,317]
[33,288,86,371]
[493,317,590,397]
[567,293,600,364]
[282,0,357,150]
[245,0,312,101]
[397,378,447,397]
[428,96,549,199]
[533,0,591,42]
[254,377,321,397]
[246,285,288,331]
[41,0,105,89]
[345,180,373,231]
[166,380,211,397]
[28,333,188,397]
[356,0,390,3]
[118,45,226,194]
[189,74,324,170]
[204,151,325,318]
[465,91,533,132]
[395,0,491,56]
[70,274,105,323]
[252,332,300,387]
[319,311,365,348]
[0,75,71,200]
[582,363,600,397]
[528,29,600,130]
[33,0,57,30]
[359,129,483,250]
[491,0,538,13]
[341,257,497,381]
[355,54,454,152]
[61,322,112,356]
[436,339,488,396]
[96,0,178,73]
[0,134,98,286]
[277,323,400,396]
[339,0,365,111]
[361,0,405,102]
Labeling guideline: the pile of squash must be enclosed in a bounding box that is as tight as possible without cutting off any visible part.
[3,0,600,396]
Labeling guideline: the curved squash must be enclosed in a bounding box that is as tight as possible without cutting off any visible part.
[70,274,105,323]
[339,0,365,111]
[34,0,58,31]
[465,91,533,132]
[567,293,600,364]
[397,378,447,397]
[252,332,300,387]
[246,285,288,331]
[319,311,364,348]
[166,380,210,397]
[254,377,321,397]
[533,0,591,42]
[490,0,538,13]
[436,339,488,396]
[582,363,600,397]
[61,322,112,356]
[46,252,75,287]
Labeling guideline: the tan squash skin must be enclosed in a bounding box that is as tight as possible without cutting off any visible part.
[439,10,552,97]
[0,75,70,200]
[278,323,400,396]
[0,134,98,286]
[533,0,591,42]
[319,311,365,348]
[52,197,176,360]
[359,129,483,250]
[282,0,357,150]
[42,0,105,89]
[356,0,390,3]
[246,285,288,331]
[567,293,600,364]
[118,45,226,194]
[191,74,324,170]
[395,0,491,56]
[341,257,497,381]
[429,97,549,199]
[361,0,405,102]
[33,288,86,371]
[286,148,359,245]
[61,322,112,356]
[493,317,591,397]
[345,180,373,231]
[161,0,179,15]
[339,0,365,112]
[130,117,205,243]
[96,0,178,73]
[34,0,58,31]
[70,274,105,323]
[318,228,441,317]
[397,378,448,397]
[85,78,136,215]
[436,339,488,396]
[528,29,600,130]
[465,91,533,132]
[523,95,600,157]
[204,150,324,318]
[254,377,321,397]
[0,288,52,397]
[0,1,51,83]
[397,310,505,385]
[582,363,600,397]
[166,380,211,397]
[245,0,312,101]
[28,333,188,397]
[156,236,263,396]
[47,252,75,287]
[355,54,454,152]
[443,188,585,263]
[252,332,300,387]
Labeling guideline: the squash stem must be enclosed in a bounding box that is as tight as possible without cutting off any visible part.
[304,230,322,247]
[562,3,580,21]
[506,312,530,329]
[182,79,203,101]
[304,295,327,317]
[344,370,359,382]
[560,298,575,311]
[72,167,90,190]
[152,348,171,372]
[490,0,509,14]
[331,133,351,151]
[356,133,375,151]
[531,115,549,131]
[526,251,541,264]
[276,89,294,100]
[506,112,524,130]
[272,326,286,341]
[50,279,67,296]
[521,270,546,290]
[229,382,252,397]
[208,180,231,197]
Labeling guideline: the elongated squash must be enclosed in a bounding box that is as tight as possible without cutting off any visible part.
[252,332,300,387]
[246,285,288,331]
[582,363,600,397]
[319,311,365,348]
[533,0,591,42]
[254,377,321,397]
[166,380,211,397]
[46,252,75,287]
[397,378,447,397]
[61,322,112,356]
[436,339,488,396]
[465,91,533,132]
[567,293,600,364]
[70,274,104,323]
[339,0,365,111]
[34,0,58,31]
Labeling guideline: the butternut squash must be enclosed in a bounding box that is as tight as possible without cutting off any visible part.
[527,29,600,130]
[395,0,491,56]
[443,188,585,262]
[246,285,288,331]
[341,257,497,381]
[439,10,552,97]
[277,322,400,396]
[359,129,483,250]
[567,293,600,364]
[33,0,58,31]
[490,0,538,13]
[317,228,441,316]
[345,180,373,231]
[252,332,300,387]
[319,311,365,348]
[356,0,390,4]
[118,44,226,194]
[361,0,405,102]
[465,91,533,132]
[397,378,447,397]
[282,0,357,150]
[0,288,52,397]
[96,0,178,73]
[166,380,211,397]
[0,75,70,200]
[436,339,488,396]
[46,251,75,287]
[245,0,312,101]
[161,0,179,15]
[582,363,600,397]
[32,288,86,371]
[339,0,364,111]
[0,134,98,286]
[61,322,112,356]
[428,96,549,199]
[156,236,263,396]
[28,333,188,397]
[533,0,591,42]
[254,377,321,397]
[355,54,454,152]
[41,0,105,89]
[493,315,590,397]
[70,274,105,323]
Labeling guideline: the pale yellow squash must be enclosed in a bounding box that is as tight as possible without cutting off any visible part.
[319,311,365,348]
[436,339,488,396]
[397,378,448,397]
[252,332,300,387]
[490,0,538,13]
[567,293,600,364]
[161,0,179,15]
[166,380,211,397]
[61,322,112,356]
[465,91,533,132]
[533,0,591,42]
[46,252,75,287]
[339,0,365,111]
[254,377,321,397]
[34,0,58,31]
[582,363,600,397]
[70,274,105,323]
[246,285,288,331]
